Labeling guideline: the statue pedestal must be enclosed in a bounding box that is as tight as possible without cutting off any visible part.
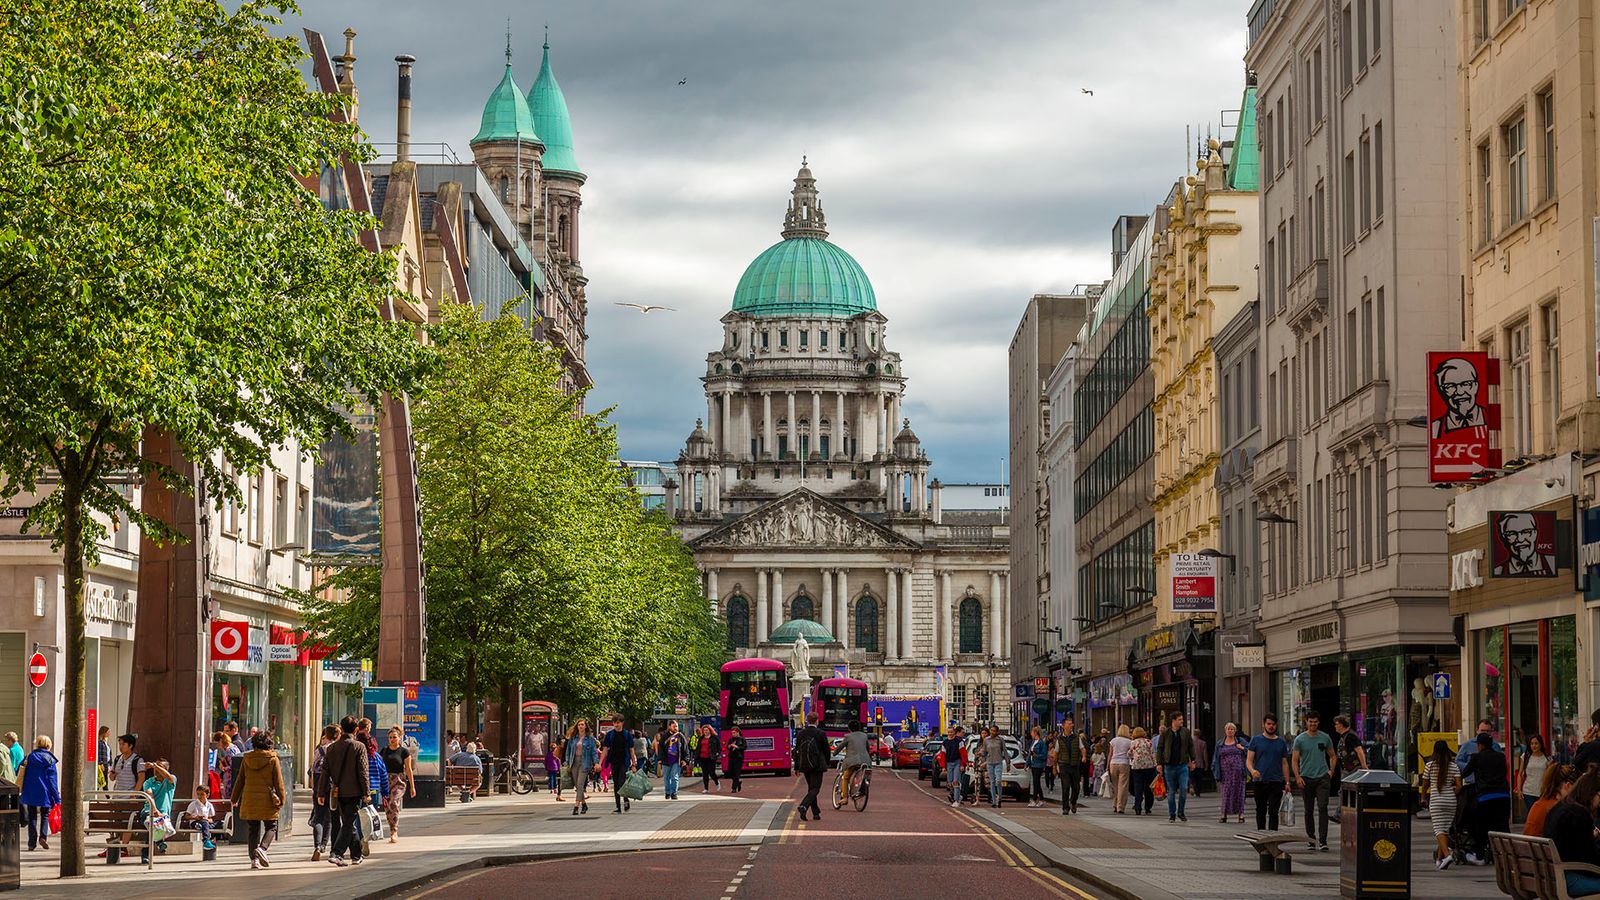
[790,674,813,721]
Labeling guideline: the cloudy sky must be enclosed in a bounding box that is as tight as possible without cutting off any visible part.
[286,1,1249,483]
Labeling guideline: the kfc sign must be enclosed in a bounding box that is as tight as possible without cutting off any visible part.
[1427,352,1502,482]
[1488,510,1559,578]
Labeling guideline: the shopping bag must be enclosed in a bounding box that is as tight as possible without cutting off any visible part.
[620,770,649,801]
[47,804,60,834]
[148,811,176,842]
[560,767,574,791]
[1152,773,1166,799]
[1280,791,1296,827]
[1096,772,1110,797]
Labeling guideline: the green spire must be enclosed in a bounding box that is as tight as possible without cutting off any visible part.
[471,30,541,146]
[527,31,584,180]
[1226,84,1258,191]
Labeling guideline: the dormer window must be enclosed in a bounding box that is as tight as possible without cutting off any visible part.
[799,330,809,349]
[840,329,848,349]
[820,330,829,349]
[762,330,770,350]
[780,330,789,349]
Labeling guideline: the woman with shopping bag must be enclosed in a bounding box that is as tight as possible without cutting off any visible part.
[17,735,59,851]
[1129,727,1157,815]
[230,732,286,869]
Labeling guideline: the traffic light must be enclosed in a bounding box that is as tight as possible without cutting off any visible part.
[874,706,884,723]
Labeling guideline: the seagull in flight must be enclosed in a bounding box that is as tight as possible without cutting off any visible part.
[615,302,676,314]
[1080,88,1094,96]
[678,77,688,85]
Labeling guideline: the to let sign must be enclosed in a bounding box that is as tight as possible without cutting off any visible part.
[1169,554,1218,613]
[1426,351,1502,481]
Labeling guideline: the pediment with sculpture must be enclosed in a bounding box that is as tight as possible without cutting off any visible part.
[690,489,921,551]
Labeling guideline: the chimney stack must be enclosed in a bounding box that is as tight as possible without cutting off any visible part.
[395,54,416,162]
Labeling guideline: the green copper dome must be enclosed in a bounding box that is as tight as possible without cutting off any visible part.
[528,40,583,179]
[768,618,837,645]
[472,61,541,146]
[732,162,876,318]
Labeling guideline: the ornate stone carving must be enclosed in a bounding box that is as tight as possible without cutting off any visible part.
[695,491,915,550]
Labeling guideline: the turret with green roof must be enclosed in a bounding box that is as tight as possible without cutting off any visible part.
[472,37,541,147]
[528,34,583,180]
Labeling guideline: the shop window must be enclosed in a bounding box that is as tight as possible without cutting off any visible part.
[959,598,983,653]
[726,597,750,649]
[1552,617,1579,760]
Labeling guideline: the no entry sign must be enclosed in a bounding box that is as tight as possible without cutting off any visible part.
[27,653,46,688]
[211,621,248,662]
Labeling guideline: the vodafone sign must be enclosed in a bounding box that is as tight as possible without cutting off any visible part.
[1427,351,1502,482]
[211,621,248,662]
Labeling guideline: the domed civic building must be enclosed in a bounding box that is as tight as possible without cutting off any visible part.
[669,163,1011,713]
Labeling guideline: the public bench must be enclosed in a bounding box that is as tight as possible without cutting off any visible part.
[446,765,481,802]
[172,797,234,861]
[1234,830,1300,875]
[85,791,155,868]
[1488,831,1600,900]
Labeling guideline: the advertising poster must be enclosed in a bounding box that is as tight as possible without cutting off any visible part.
[403,681,445,778]
[1489,510,1559,578]
[522,711,552,773]
[1169,553,1218,613]
[1426,351,1502,481]
[362,685,404,738]
[312,403,381,557]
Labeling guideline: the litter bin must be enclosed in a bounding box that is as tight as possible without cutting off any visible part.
[0,781,16,890]
[1339,769,1412,899]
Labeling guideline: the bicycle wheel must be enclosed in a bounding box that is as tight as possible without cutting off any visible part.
[509,769,534,795]
[852,770,869,811]
[831,770,846,810]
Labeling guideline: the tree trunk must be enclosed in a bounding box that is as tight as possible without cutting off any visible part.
[59,481,86,877]
[464,651,478,742]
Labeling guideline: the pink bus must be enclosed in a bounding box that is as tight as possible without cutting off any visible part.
[812,677,869,740]
[720,658,791,776]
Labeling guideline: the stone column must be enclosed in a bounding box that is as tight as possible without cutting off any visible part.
[740,393,752,460]
[707,568,720,616]
[837,570,851,650]
[878,393,889,450]
[707,395,718,455]
[890,393,901,436]
[990,571,1003,657]
[886,567,900,660]
[786,392,797,458]
[756,570,770,644]
[821,569,834,637]
[900,568,913,657]
[773,568,785,632]
[939,570,953,659]
[810,391,822,458]
[721,390,733,458]
[858,393,871,459]
[1002,573,1011,652]
[836,392,846,458]
[762,392,774,459]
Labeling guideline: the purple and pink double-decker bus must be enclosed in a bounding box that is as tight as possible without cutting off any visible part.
[812,677,869,740]
[720,658,791,776]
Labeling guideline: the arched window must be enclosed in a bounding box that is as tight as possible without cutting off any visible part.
[726,596,750,650]
[959,597,983,654]
[856,596,879,652]
[790,594,814,622]
[499,175,509,204]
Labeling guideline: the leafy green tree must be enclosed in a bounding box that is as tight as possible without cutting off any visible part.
[0,0,424,873]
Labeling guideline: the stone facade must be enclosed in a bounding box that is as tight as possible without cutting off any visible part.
[671,166,1010,716]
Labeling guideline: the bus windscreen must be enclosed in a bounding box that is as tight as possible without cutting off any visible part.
[819,686,865,732]
[723,668,785,729]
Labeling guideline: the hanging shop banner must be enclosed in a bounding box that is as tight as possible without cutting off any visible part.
[1426,351,1502,482]
[1169,554,1218,613]
[312,403,381,557]
[1232,644,1266,668]
[1489,510,1560,578]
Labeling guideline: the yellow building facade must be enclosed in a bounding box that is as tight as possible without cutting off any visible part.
[1148,138,1259,622]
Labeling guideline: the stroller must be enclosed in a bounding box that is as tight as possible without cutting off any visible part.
[1447,783,1487,864]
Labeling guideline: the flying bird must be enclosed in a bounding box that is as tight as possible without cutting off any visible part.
[1081,88,1094,96]
[678,77,688,85]
[615,302,676,314]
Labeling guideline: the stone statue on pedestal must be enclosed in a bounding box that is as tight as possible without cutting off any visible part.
[791,633,811,681]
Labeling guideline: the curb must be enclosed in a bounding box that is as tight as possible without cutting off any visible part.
[970,809,1182,900]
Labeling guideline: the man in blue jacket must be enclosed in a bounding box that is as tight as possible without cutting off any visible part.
[602,716,637,813]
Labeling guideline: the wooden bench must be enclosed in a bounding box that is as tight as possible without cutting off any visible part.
[1234,830,1300,875]
[85,791,155,868]
[446,765,481,802]
[1489,831,1600,900]
[173,798,234,861]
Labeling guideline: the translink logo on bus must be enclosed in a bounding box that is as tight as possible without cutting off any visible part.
[735,696,775,710]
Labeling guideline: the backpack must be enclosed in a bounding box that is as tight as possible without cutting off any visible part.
[796,731,825,773]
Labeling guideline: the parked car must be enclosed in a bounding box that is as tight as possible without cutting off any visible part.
[893,738,924,769]
[918,739,944,780]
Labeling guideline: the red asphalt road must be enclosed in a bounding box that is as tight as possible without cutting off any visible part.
[400,765,1099,900]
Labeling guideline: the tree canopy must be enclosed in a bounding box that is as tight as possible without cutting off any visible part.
[298,304,723,727]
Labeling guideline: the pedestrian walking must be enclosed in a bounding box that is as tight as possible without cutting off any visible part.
[17,736,58,851]
[381,727,415,841]
[1518,733,1552,813]
[563,719,599,816]
[981,726,1006,808]
[1108,725,1132,814]
[1129,727,1157,815]
[355,718,388,848]
[1081,730,1097,799]
[315,715,369,867]
[308,724,337,860]
[1421,738,1462,869]
[1089,740,1107,798]
[601,715,636,814]
[726,726,747,794]
[942,726,967,807]
[231,732,285,869]
[1156,712,1196,822]
[1042,727,1057,792]
[1189,728,1209,797]
[1291,710,1336,851]
[657,721,687,800]
[1463,731,1511,864]
[793,713,828,821]
[1055,719,1084,814]
[96,725,112,788]
[1213,722,1247,824]
[546,744,562,798]
[1027,726,1047,808]
[697,725,721,793]
[1246,713,1291,831]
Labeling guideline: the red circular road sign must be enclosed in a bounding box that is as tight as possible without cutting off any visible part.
[27,653,46,688]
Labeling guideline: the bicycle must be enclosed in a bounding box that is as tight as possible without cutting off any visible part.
[832,764,871,811]
[489,757,539,795]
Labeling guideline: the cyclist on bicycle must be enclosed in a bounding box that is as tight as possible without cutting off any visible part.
[839,720,872,798]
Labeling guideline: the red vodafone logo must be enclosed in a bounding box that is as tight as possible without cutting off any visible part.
[27,653,46,688]
[211,621,248,662]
